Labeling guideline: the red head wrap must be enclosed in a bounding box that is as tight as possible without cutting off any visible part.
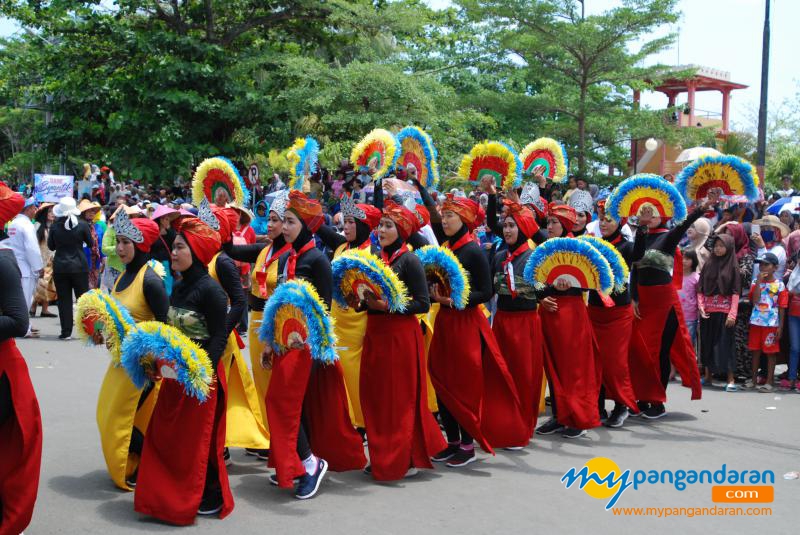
[211,206,239,243]
[131,219,160,252]
[414,204,430,228]
[549,203,577,234]
[0,182,24,227]
[441,194,485,232]
[503,199,540,239]
[287,191,324,233]
[358,204,383,229]
[382,201,419,241]
[174,217,222,266]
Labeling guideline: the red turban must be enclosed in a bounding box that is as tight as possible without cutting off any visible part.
[441,195,485,232]
[382,201,419,241]
[287,191,324,233]
[549,203,577,234]
[0,182,24,227]
[414,204,430,228]
[503,199,539,239]
[358,204,383,229]
[175,217,222,266]
[211,206,239,243]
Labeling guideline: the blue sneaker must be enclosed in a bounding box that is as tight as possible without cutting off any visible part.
[294,458,328,500]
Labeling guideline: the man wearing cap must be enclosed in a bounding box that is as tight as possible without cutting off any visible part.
[1,197,44,338]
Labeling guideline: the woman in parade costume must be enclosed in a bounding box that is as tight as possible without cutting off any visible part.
[358,201,446,481]
[425,194,527,467]
[0,183,42,535]
[223,191,292,460]
[97,212,167,490]
[490,199,544,442]
[484,177,549,246]
[31,202,57,317]
[587,215,640,429]
[201,202,269,462]
[535,204,601,439]
[134,217,233,523]
[629,193,719,419]
[314,194,382,430]
[567,190,594,237]
[263,191,365,498]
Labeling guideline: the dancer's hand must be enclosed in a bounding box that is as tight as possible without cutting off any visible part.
[540,296,558,313]
[554,279,571,291]
[364,290,388,312]
[633,301,641,319]
[260,345,273,369]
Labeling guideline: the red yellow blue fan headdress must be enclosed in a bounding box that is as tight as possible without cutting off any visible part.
[605,173,687,223]
[458,141,522,190]
[523,238,614,294]
[192,156,250,207]
[259,280,337,363]
[396,126,440,190]
[675,154,759,202]
[332,248,410,313]
[121,321,214,402]
[287,136,320,191]
[76,289,137,365]
[578,235,629,292]
[414,245,471,309]
[519,137,569,182]
[350,129,399,180]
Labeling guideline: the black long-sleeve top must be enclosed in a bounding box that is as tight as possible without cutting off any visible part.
[0,250,30,340]
[369,243,430,316]
[431,224,492,308]
[114,252,169,322]
[588,231,634,307]
[214,252,246,336]
[276,241,333,309]
[631,208,704,299]
[48,218,94,273]
[170,263,230,368]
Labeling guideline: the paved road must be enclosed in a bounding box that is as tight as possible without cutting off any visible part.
[17,314,798,534]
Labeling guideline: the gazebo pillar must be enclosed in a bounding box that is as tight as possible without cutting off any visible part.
[721,88,731,133]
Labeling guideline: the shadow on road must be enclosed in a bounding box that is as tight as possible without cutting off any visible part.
[48,470,127,501]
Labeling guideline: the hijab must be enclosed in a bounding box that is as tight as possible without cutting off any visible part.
[698,234,741,297]
[691,217,712,269]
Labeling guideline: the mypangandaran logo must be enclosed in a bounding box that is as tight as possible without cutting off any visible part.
[561,457,775,510]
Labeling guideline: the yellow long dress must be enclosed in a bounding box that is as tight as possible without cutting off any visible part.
[96,264,161,491]
[330,242,371,427]
[209,252,270,449]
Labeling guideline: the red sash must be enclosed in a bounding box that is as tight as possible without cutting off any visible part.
[286,240,316,281]
[502,243,529,299]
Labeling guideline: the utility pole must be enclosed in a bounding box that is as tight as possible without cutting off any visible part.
[756,0,770,180]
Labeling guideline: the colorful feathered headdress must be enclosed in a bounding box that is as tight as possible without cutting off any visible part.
[675,154,759,202]
[259,280,337,363]
[519,138,569,183]
[606,173,687,223]
[121,321,215,402]
[192,156,250,207]
[396,126,440,190]
[458,141,522,190]
[523,238,614,294]
[578,235,629,292]
[415,245,471,309]
[75,290,137,366]
[331,248,410,313]
[350,129,399,180]
[286,136,320,191]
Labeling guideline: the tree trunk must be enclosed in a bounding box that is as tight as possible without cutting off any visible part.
[578,81,587,177]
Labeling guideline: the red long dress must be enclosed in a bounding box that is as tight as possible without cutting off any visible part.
[0,339,43,535]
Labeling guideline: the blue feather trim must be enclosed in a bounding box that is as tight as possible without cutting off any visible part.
[414,246,471,309]
[578,236,629,292]
[216,155,251,206]
[396,126,440,190]
[606,173,687,222]
[523,238,614,294]
[499,141,523,189]
[259,280,338,363]
[331,252,409,313]
[674,155,759,202]
[292,136,320,191]
[102,293,136,339]
[120,323,213,402]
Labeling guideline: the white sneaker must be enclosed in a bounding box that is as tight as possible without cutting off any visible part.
[743,379,755,389]
[725,383,738,392]
[757,384,774,393]
[404,467,419,478]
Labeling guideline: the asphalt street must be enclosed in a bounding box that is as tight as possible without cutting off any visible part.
[16,314,799,534]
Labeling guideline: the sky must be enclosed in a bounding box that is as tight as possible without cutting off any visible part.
[2,0,796,132]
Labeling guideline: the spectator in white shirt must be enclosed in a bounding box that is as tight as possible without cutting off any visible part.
[1,197,44,337]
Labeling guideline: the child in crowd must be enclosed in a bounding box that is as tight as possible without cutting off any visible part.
[697,235,740,391]
[746,252,788,392]
[679,248,700,351]
[785,249,800,391]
